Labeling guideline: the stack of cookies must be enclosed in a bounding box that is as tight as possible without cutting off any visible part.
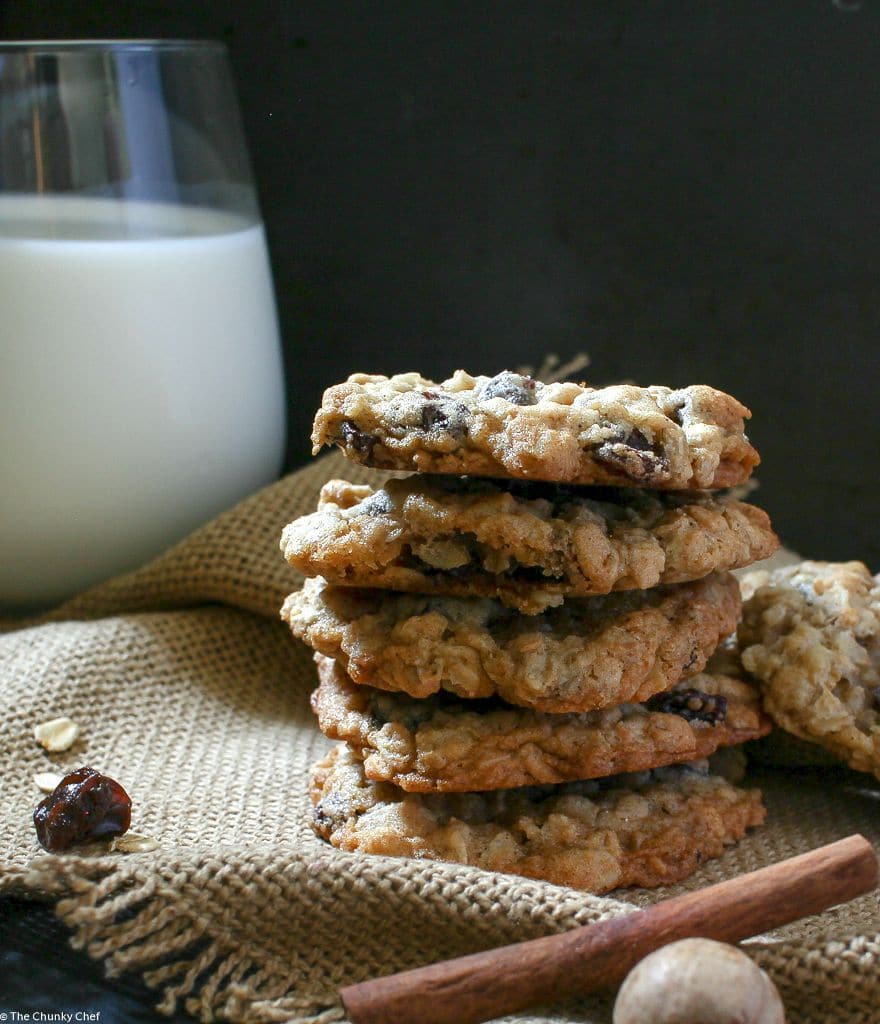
[280,370,780,893]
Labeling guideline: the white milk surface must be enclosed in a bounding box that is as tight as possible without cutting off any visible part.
[0,195,286,608]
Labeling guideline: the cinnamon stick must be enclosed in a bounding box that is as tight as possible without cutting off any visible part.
[340,833,877,1024]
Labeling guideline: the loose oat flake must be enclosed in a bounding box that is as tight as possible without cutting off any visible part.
[112,833,159,854]
[33,772,64,793]
[33,717,80,752]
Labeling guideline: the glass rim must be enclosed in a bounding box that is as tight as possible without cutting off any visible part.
[0,39,227,55]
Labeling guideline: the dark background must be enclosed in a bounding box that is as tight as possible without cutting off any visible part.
[1,1,879,1018]
[3,1,878,564]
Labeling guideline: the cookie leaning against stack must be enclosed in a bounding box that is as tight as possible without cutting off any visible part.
[738,560,880,779]
[281,370,779,894]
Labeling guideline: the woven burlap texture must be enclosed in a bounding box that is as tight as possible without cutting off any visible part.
[1,450,878,1024]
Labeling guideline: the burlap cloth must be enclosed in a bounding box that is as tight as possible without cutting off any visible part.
[2,451,879,1023]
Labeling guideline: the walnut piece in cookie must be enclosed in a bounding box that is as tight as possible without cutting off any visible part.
[311,371,760,490]
[280,475,778,613]
[310,653,771,792]
[738,560,880,779]
[309,744,766,893]
[283,572,741,713]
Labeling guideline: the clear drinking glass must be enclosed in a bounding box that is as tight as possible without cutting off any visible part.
[0,40,286,611]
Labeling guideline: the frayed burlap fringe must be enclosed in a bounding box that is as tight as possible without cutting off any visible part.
[24,856,352,1022]
[19,849,880,1024]
[20,849,629,1023]
[18,808,880,1023]
[2,450,879,1023]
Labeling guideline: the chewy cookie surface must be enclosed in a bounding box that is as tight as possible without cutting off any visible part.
[739,560,880,779]
[282,572,741,713]
[282,475,778,612]
[310,744,766,892]
[311,370,760,489]
[311,653,772,791]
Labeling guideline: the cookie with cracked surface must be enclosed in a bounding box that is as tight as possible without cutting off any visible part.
[281,475,778,613]
[311,370,760,490]
[738,560,880,780]
[310,653,772,792]
[309,744,766,892]
[282,572,741,713]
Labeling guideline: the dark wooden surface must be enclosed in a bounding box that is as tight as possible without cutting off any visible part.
[1,2,879,1019]
[0,897,193,1020]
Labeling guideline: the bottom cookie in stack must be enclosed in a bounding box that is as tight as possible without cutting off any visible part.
[306,649,770,893]
[310,744,765,893]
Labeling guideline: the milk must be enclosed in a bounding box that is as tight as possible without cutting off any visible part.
[0,195,286,609]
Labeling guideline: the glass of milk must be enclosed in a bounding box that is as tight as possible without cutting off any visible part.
[0,41,286,611]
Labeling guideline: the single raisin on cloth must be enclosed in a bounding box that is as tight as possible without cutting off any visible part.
[1,451,878,1024]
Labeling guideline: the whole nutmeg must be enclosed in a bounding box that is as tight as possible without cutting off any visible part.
[613,937,785,1024]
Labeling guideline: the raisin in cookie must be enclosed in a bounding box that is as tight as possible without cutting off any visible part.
[310,744,766,892]
[282,573,741,713]
[281,475,777,613]
[311,653,771,792]
[738,560,880,779]
[311,371,760,490]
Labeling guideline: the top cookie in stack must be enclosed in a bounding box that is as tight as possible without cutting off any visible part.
[282,370,778,894]
[309,369,760,489]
